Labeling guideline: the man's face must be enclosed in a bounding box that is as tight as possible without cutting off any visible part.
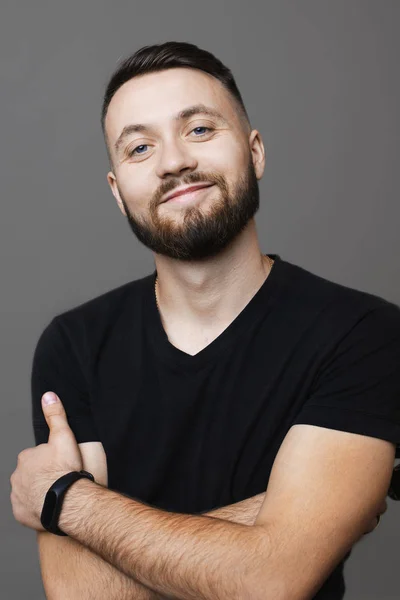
[105,67,265,261]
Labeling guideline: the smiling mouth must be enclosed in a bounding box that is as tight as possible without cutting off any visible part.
[162,183,215,202]
[162,184,216,204]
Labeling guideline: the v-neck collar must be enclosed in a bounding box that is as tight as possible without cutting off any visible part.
[145,254,285,371]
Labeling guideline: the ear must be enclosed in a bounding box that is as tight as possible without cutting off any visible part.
[249,129,266,180]
[107,171,127,217]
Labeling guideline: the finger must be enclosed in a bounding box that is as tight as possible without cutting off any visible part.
[41,393,71,440]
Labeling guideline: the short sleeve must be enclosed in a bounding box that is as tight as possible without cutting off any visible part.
[293,303,400,458]
[31,316,100,445]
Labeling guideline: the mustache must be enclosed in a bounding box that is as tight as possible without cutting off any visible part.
[157,173,225,204]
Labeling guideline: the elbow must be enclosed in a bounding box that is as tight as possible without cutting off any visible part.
[40,581,57,600]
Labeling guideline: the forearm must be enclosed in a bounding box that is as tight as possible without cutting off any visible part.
[38,531,163,600]
[59,480,270,600]
[42,492,265,599]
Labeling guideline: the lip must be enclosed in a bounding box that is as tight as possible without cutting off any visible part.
[162,183,214,203]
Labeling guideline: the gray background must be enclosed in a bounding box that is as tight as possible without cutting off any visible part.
[1,1,399,597]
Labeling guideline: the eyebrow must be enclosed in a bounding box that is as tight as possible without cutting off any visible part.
[114,103,227,153]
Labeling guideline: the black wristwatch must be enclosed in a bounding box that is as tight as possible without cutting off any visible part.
[40,470,95,536]
[388,464,400,501]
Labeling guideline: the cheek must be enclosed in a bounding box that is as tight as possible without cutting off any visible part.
[117,171,154,209]
[206,138,248,179]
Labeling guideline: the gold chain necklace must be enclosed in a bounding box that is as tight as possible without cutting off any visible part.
[154,255,273,312]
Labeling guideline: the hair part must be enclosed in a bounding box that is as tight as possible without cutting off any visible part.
[101,41,252,170]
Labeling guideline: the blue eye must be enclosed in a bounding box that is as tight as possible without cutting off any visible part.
[192,126,212,136]
[128,127,213,158]
[129,144,148,156]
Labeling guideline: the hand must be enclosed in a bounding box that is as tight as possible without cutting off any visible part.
[10,392,83,531]
[363,498,388,535]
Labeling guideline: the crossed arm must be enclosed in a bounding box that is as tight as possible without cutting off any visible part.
[38,490,266,599]
[39,424,395,600]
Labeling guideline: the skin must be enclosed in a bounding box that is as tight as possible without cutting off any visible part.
[104,67,273,348]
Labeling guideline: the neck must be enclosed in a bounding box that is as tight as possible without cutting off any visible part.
[153,221,273,330]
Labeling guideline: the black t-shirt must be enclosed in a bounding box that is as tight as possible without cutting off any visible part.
[31,254,400,599]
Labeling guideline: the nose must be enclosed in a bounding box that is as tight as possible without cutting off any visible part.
[155,137,198,179]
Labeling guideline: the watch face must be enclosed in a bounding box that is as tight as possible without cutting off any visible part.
[40,489,58,527]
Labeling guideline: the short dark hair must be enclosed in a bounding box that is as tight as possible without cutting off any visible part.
[101,41,252,168]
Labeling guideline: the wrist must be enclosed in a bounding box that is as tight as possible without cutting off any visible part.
[57,476,97,534]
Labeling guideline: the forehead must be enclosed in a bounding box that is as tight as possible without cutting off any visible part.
[105,67,239,146]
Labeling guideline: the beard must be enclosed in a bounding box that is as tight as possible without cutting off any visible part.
[118,154,260,262]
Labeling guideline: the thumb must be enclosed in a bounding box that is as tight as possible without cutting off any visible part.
[42,392,72,441]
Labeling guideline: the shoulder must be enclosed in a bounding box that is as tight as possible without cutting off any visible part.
[49,273,151,333]
[35,273,153,360]
[280,256,400,325]
[57,273,152,321]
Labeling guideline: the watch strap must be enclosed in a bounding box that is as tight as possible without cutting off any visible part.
[388,463,400,501]
[40,469,95,536]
